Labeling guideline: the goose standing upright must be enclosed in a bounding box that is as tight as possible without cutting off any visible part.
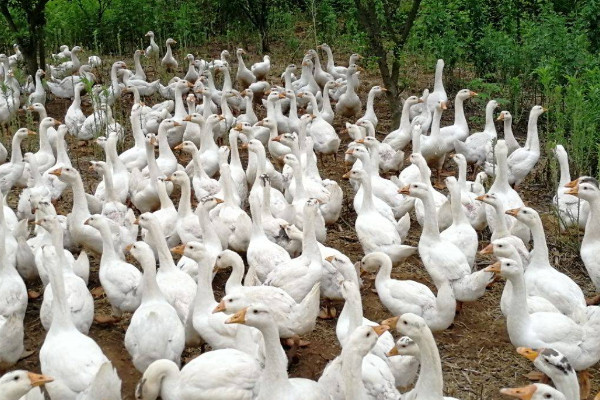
[39,246,114,400]
[125,241,185,373]
[161,38,178,72]
[145,31,160,58]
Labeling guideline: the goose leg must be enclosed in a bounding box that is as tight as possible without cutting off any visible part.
[578,370,591,399]
[585,293,600,305]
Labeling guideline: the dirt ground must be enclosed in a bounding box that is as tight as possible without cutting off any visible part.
[7,47,600,399]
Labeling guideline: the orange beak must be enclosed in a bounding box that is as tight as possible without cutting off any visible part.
[516,347,539,362]
[225,307,247,324]
[479,243,494,255]
[342,171,351,179]
[484,261,501,273]
[381,316,399,329]
[183,115,192,122]
[475,195,486,201]
[49,168,62,176]
[125,243,134,253]
[372,325,389,336]
[27,372,54,387]
[213,300,226,313]
[170,244,185,255]
[272,135,282,142]
[565,187,578,195]
[499,384,537,400]
[398,185,410,195]
[505,208,520,217]
[564,179,579,188]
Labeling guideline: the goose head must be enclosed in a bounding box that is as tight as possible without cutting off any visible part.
[517,347,574,377]
[282,153,300,169]
[505,206,539,227]
[381,312,428,338]
[214,249,243,273]
[14,127,36,140]
[183,112,204,125]
[171,241,207,263]
[474,192,500,207]
[164,170,188,187]
[360,251,392,274]
[370,85,387,96]
[134,49,145,57]
[145,31,154,38]
[398,181,430,199]
[158,118,180,132]
[205,114,223,127]
[387,336,420,357]
[347,325,389,356]
[71,46,82,53]
[225,304,274,328]
[565,180,600,202]
[112,61,127,70]
[500,384,566,400]
[35,215,61,233]
[497,110,512,122]
[83,214,108,230]
[243,139,263,154]
[355,134,379,149]
[48,166,79,184]
[0,370,53,399]
[40,116,61,129]
[349,53,363,63]
[445,175,459,190]
[450,153,467,167]
[135,212,157,230]
[479,237,517,258]
[236,48,246,56]
[530,105,548,118]
[435,100,448,112]
[457,88,477,100]
[88,160,107,176]
[405,95,422,106]
[484,257,522,279]
[174,140,198,154]
[257,117,277,130]
[300,113,315,127]
[273,132,298,148]
[198,195,223,212]
[127,241,155,269]
[166,38,177,46]
[341,168,366,183]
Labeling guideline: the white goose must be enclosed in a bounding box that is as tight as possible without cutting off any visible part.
[39,246,115,400]
[126,241,185,373]
[226,305,329,400]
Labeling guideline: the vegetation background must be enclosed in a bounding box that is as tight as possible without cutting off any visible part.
[0,0,599,178]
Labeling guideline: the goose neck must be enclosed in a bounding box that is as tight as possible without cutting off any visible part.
[429,106,443,138]
[147,220,176,272]
[374,256,393,291]
[302,208,320,261]
[9,134,24,164]
[526,113,540,152]
[433,61,444,92]
[224,258,244,294]
[176,177,193,217]
[259,322,290,389]
[341,345,368,399]
[454,95,467,128]
[229,131,243,169]
[96,221,118,260]
[449,184,468,225]
[140,251,163,302]
[420,191,441,238]
[484,105,496,136]
[556,153,571,187]
[413,327,444,399]
[505,269,531,342]
[529,218,550,267]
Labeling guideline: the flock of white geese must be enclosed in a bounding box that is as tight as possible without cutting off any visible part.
[0,34,599,400]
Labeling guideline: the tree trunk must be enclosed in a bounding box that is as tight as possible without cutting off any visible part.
[21,39,38,76]
[37,28,45,72]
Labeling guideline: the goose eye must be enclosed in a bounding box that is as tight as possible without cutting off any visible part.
[253,309,258,314]
[14,376,19,380]
[366,332,371,337]
[403,321,408,325]
[544,395,551,399]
